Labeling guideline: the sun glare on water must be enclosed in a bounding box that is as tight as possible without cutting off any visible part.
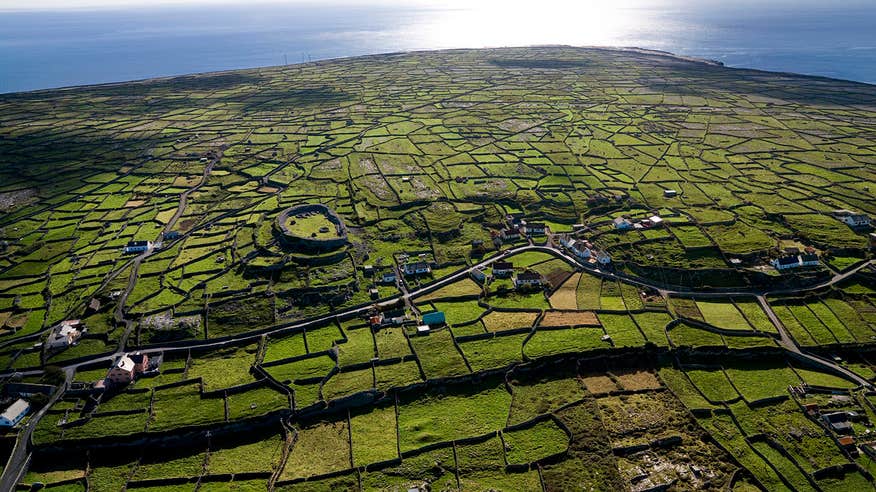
[410,0,666,50]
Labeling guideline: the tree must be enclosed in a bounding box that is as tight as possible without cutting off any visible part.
[40,366,66,386]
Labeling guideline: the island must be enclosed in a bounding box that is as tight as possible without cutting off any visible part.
[1,46,875,491]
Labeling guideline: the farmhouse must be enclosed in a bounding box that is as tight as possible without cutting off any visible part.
[123,240,151,254]
[471,268,486,282]
[107,352,150,385]
[163,231,181,240]
[566,240,592,260]
[663,189,677,198]
[380,271,397,284]
[842,214,871,229]
[771,255,801,271]
[514,271,543,289]
[402,262,431,276]
[0,399,29,428]
[648,215,664,226]
[493,261,514,277]
[613,217,632,230]
[800,253,820,267]
[46,319,83,350]
[834,209,871,229]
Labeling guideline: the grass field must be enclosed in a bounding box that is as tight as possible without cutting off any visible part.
[350,404,399,466]
[397,381,511,453]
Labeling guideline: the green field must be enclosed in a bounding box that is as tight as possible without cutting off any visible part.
[283,212,339,240]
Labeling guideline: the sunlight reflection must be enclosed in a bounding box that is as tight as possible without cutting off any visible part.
[409,0,664,50]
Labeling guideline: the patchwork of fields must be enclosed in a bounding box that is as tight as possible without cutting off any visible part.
[2,47,876,491]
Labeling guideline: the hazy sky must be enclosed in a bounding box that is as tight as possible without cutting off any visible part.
[0,0,414,9]
[2,0,862,11]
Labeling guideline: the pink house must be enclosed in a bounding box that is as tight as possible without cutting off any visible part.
[106,353,149,385]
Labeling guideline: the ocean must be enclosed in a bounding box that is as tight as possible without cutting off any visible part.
[1,0,875,93]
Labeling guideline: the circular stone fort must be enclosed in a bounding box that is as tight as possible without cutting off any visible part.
[275,204,348,252]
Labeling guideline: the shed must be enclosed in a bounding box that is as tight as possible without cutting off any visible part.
[0,399,30,428]
[422,311,446,326]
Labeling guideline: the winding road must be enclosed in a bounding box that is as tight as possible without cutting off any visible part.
[1,239,874,488]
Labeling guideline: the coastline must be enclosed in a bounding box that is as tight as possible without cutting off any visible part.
[1,45,872,98]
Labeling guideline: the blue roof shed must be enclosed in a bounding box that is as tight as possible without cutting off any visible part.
[422,311,446,326]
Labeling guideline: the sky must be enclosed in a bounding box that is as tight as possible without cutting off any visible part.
[1,0,409,9]
[2,0,864,11]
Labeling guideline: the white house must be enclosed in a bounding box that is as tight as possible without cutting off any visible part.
[0,399,30,428]
[841,214,871,229]
[567,240,592,260]
[772,255,801,271]
[613,217,632,230]
[492,261,515,277]
[800,253,820,267]
[46,320,83,350]
[402,262,431,276]
[123,240,152,254]
[514,271,543,289]
[525,223,546,235]
[648,215,664,226]
[664,189,678,198]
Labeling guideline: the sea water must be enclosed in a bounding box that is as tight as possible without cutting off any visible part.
[1,0,875,93]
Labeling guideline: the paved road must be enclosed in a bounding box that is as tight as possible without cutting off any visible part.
[0,155,220,354]
[5,242,874,377]
[163,155,217,235]
[0,369,72,492]
[555,245,875,389]
[756,295,873,388]
[1,240,873,486]
[108,154,220,356]
[10,244,538,377]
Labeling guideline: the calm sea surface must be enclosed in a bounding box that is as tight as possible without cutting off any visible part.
[1,1,876,93]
